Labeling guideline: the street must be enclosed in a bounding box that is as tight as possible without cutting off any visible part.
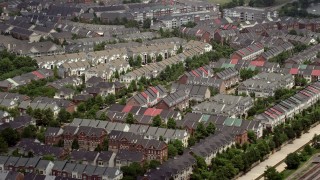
[237,123,320,180]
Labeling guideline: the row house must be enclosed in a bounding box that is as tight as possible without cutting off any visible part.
[192,94,254,118]
[59,60,90,78]
[285,44,320,64]
[0,69,54,90]
[108,130,168,163]
[52,162,122,180]
[216,67,240,89]
[89,48,128,65]
[35,52,87,70]
[82,82,115,97]
[238,72,294,98]
[223,6,278,21]
[284,65,320,83]
[128,43,176,64]
[171,83,211,102]
[254,82,320,130]
[155,90,189,111]
[214,29,237,45]
[19,96,75,113]
[120,41,212,83]
[257,42,294,61]
[143,127,190,147]
[84,60,130,81]
[127,85,167,107]
[15,139,67,160]
[230,42,264,61]
[108,104,182,123]
[280,34,316,45]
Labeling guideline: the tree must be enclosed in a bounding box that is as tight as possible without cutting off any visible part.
[289,29,298,35]
[170,140,184,155]
[168,144,178,158]
[247,130,257,143]
[304,144,313,155]
[105,94,116,105]
[148,160,161,169]
[57,109,71,123]
[167,118,176,129]
[22,125,37,138]
[285,152,301,169]
[119,96,127,105]
[240,68,259,80]
[72,139,79,150]
[1,128,20,147]
[177,45,183,54]
[0,136,8,153]
[42,154,55,161]
[102,138,108,151]
[126,113,135,124]
[152,115,162,127]
[188,136,196,147]
[264,166,283,180]
[136,56,142,67]
[195,122,207,140]
[142,18,151,29]
[206,122,215,134]
[121,162,145,179]
[156,54,163,62]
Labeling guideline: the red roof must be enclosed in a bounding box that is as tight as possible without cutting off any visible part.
[122,105,133,113]
[231,59,238,64]
[214,18,221,24]
[191,70,200,77]
[270,107,282,115]
[32,71,45,79]
[312,70,320,76]
[152,109,163,116]
[150,87,158,95]
[265,110,277,118]
[300,91,311,97]
[308,86,319,93]
[144,108,155,116]
[250,61,265,67]
[141,92,148,99]
[289,68,299,75]
[246,47,253,52]
[238,50,245,56]
[199,67,208,75]
[223,24,229,30]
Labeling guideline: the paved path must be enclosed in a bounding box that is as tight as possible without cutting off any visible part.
[237,123,320,180]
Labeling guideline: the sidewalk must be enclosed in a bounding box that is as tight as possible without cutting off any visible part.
[237,123,320,180]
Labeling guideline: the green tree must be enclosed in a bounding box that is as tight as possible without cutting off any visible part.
[177,45,183,54]
[0,136,8,153]
[167,118,176,129]
[125,113,135,124]
[142,18,151,29]
[152,115,162,127]
[105,94,116,105]
[264,166,283,180]
[1,128,20,146]
[42,154,55,161]
[57,109,71,123]
[156,54,163,62]
[285,152,301,169]
[206,122,215,134]
[168,144,178,158]
[72,139,79,150]
[22,125,37,138]
[102,138,108,151]
[148,160,161,169]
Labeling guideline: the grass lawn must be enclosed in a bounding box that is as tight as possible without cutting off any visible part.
[207,0,232,5]
[207,0,292,6]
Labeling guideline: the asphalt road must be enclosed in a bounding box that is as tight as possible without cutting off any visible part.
[237,123,320,180]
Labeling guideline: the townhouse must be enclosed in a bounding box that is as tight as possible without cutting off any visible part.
[257,42,294,61]
[285,44,320,64]
[19,97,75,115]
[59,60,90,78]
[230,42,264,61]
[108,130,168,163]
[171,83,211,102]
[127,85,167,107]
[280,34,316,45]
[0,156,123,180]
[254,81,320,129]
[192,94,254,118]
[155,90,189,111]
[238,72,295,98]
[82,81,115,97]
[223,6,278,21]
[284,63,320,83]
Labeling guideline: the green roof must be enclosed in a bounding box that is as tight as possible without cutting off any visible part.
[247,66,256,70]
[200,114,210,123]
[7,78,19,86]
[299,65,307,69]
[223,118,242,127]
[221,63,235,68]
